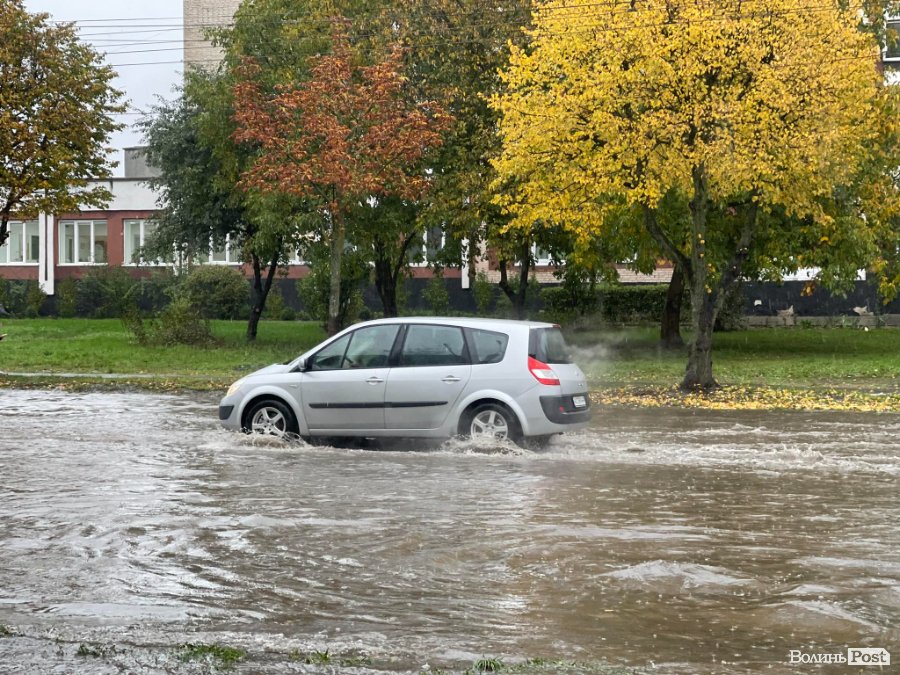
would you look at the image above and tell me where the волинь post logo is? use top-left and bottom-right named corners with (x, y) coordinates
top-left (788, 648), bottom-right (890, 666)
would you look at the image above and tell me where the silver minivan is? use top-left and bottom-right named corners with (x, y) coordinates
top-left (219, 317), bottom-right (591, 447)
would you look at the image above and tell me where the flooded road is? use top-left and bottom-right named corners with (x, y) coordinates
top-left (0, 388), bottom-right (897, 673)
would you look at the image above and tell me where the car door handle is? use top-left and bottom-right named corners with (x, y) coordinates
top-left (442, 375), bottom-right (461, 383)
top-left (365, 376), bottom-right (384, 385)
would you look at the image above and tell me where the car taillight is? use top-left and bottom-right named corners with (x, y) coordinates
top-left (528, 356), bottom-right (560, 385)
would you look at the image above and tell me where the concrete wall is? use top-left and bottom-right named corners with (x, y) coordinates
top-left (123, 147), bottom-right (161, 179)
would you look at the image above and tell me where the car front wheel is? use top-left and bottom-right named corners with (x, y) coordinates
top-left (244, 399), bottom-right (298, 438)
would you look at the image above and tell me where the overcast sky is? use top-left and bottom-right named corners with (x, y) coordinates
top-left (24, 0), bottom-right (185, 174)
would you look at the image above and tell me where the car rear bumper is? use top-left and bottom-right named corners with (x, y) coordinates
top-left (539, 394), bottom-right (592, 425)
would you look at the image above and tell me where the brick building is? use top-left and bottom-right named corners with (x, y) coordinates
top-left (183, 0), bottom-right (241, 69)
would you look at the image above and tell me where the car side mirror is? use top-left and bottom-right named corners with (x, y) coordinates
top-left (293, 357), bottom-right (308, 373)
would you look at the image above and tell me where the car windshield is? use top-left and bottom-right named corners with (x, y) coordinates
top-left (530, 327), bottom-right (573, 364)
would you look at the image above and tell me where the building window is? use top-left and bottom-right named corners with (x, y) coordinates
top-left (0, 221), bottom-right (39, 264)
top-left (533, 244), bottom-right (553, 266)
top-left (409, 226), bottom-right (446, 267)
top-left (511, 244), bottom-right (553, 267)
top-left (209, 234), bottom-right (239, 264)
top-left (124, 219), bottom-right (165, 265)
top-left (60, 220), bottom-right (108, 265)
top-left (886, 19), bottom-right (900, 60)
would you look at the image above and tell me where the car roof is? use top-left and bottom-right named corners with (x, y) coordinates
top-left (354, 316), bottom-right (558, 330)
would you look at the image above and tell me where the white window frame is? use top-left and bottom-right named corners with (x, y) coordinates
top-left (884, 17), bottom-right (900, 63)
top-left (513, 243), bottom-right (554, 267)
top-left (208, 233), bottom-right (239, 265)
top-left (0, 220), bottom-right (40, 265)
top-left (59, 219), bottom-right (108, 266)
top-left (533, 243), bottom-right (553, 266)
top-left (123, 219), bottom-right (167, 266)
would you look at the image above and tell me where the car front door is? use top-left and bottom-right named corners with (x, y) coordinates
top-left (301, 324), bottom-right (400, 432)
top-left (384, 324), bottom-right (472, 431)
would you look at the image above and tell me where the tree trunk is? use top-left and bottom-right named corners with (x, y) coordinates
top-left (682, 288), bottom-right (717, 390)
top-left (374, 256), bottom-right (399, 317)
top-left (681, 165), bottom-right (717, 391)
top-left (514, 252), bottom-right (530, 319)
top-left (371, 230), bottom-right (416, 318)
top-left (660, 262), bottom-right (685, 349)
top-left (497, 239), bottom-right (532, 320)
top-left (246, 247), bottom-right (281, 342)
top-left (326, 213), bottom-right (345, 336)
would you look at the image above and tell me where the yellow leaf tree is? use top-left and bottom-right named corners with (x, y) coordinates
top-left (492, 0), bottom-right (885, 390)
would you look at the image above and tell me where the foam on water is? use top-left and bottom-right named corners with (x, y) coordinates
top-left (603, 560), bottom-right (756, 591)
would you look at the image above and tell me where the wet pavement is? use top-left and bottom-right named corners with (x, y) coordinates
top-left (0, 389), bottom-right (897, 673)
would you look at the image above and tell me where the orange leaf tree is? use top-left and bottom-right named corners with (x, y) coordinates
top-left (232, 25), bottom-right (449, 334)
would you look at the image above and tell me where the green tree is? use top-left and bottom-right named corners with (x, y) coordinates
top-left (0, 0), bottom-right (123, 247)
top-left (350, 196), bottom-right (421, 317)
top-left (140, 87), bottom-right (290, 341)
top-left (394, 0), bottom-right (536, 312)
top-left (493, 0), bottom-right (886, 390)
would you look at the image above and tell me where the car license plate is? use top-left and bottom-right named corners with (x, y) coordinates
top-left (572, 395), bottom-right (586, 408)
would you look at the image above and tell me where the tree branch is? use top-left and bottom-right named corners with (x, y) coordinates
top-left (642, 204), bottom-right (691, 274)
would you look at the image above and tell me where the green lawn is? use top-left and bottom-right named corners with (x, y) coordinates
top-left (0, 318), bottom-right (326, 380)
top-left (0, 318), bottom-right (898, 392)
top-left (567, 325), bottom-right (900, 388)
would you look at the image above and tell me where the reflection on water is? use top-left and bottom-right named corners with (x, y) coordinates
top-left (0, 390), bottom-right (897, 673)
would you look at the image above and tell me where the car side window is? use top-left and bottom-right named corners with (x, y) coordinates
top-left (468, 328), bottom-right (509, 365)
top-left (398, 325), bottom-right (468, 367)
top-left (308, 334), bottom-right (351, 371)
top-left (343, 324), bottom-right (400, 368)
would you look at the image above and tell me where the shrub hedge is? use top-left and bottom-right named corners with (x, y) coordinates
top-left (543, 283), bottom-right (672, 323)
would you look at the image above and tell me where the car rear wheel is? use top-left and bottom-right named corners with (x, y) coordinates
top-left (244, 399), bottom-right (298, 438)
top-left (465, 403), bottom-right (521, 444)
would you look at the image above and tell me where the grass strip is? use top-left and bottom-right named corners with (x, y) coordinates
top-left (1, 319), bottom-right (898, 411)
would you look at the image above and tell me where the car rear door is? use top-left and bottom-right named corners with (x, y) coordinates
top-left (384, 324), bottom-right (472, 431)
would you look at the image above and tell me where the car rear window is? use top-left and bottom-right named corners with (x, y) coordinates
top-left (467, 328), bottom-right (509, 365)
top-left (529, 327), bottom-right (573, 364)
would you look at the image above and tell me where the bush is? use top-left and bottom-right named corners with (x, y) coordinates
top-left (138, 270), bottom-right (179, 314)
top-left (541, 283), bottom-right (675, 324)
top-left (124, 296), bottom-right (217, 347)
top-left (422, 272), bottom-right (450, 315)
top-left (296, 247), bottom-right (367, 330)
top-left (24, 281), bottom-right (47, 317)
top-left (0, 280), bottom-right (47, 317)
top-left (77, 267), bottom-right (141, 318)
top-left (262, 283), bottom-right (286, 319)
top-left (472, 272), bottom-right (494, 315)
top-left (0, 279), bottom-right (27, 315)
top-left (154, 296), bottom-right (217, 346)
top-left (598, 284), bottom-right (669, 323)
top-left (174, 265), bottom-right (249, 320)
top-left (542, 274), bottom-right (600, 324)
top-left (56, 278), bottom-right (78, 318)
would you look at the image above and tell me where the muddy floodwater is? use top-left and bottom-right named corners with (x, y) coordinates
top-left (0, 389), bottom-right (897, 673)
